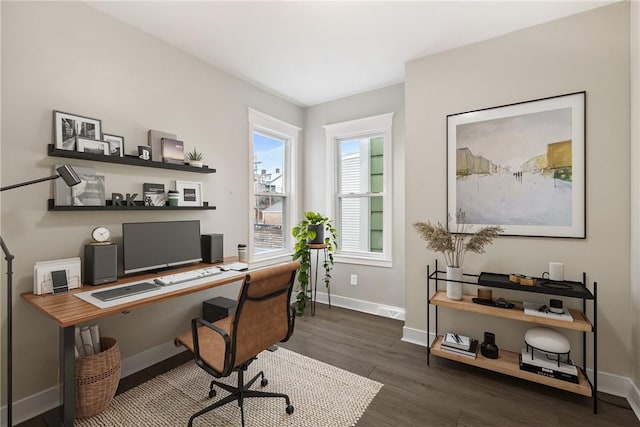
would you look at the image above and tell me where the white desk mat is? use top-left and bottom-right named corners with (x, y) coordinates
top-left (75, 270), bottom-right (245, 309)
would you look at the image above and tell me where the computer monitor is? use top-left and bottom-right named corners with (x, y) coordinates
top-left (122, 220), bottom-right (202, 274)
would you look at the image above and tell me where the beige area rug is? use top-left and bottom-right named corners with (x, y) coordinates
top-left (76, 347), bottom-right (383, 426)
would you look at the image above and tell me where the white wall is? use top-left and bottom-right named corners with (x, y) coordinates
top-left (302, 84), bottom-right (406, 311)
top-left (0, 1), bottom-right (302, 402)
top-left (405, 1), bottom-right (631, 378)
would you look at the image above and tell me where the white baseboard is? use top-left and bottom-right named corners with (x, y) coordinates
top-left (1, 340), bottom-right (184, 426)
top-left (314, 291), bottom-right (405, 321)
top-left (401, 326), bottom-right (640, 420)
top-left (628, 380), bottom-right (640, 420)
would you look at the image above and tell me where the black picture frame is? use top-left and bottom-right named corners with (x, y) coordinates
top-left (102, 133), bottom-right (125, 157)
top-left (53, 110), bottom-right (102, 151)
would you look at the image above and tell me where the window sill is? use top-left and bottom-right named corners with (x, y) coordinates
top-left (334, 253), bottom-right (393, 268)
top-left (250, 252), bottom-right (293, 269)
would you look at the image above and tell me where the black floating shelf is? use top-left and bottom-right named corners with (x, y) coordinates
top-left (48, 199), bottom-right (216, 211)
top-left (48, 144), bottom-right (216, 173)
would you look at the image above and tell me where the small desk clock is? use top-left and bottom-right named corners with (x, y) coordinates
top-left (91, 226), bottom-right (111, 244)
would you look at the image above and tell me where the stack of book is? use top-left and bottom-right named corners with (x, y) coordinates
top-left (440, 333), bottom-right (478, 359)
top-left (519, 345), bottom-right (579, 383)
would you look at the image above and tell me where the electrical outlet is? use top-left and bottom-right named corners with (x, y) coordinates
top-left (350, 274), bottom-right (358, 286)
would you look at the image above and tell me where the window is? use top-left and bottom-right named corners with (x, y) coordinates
top-left (249, 109), bottom-right (300, 263)
top-left (325, 113), bottom-right (393, 267)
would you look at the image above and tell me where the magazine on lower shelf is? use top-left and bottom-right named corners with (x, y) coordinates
top-left (439, 338), bottom-right (478, 359)
top-left (519, 355), bottom-right (579, 383)
top-left (441, 332), bottom-right (473, 351)
top-left (519, 345), bottom-right (579, 383)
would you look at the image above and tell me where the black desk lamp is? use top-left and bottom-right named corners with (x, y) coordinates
top-left (1, 165), bottom-right (81, 426)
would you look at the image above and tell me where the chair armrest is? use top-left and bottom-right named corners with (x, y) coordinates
top-left (280, 304), bottom-right (296, 343)
top-left (191, 317), bottom-right (232, 375)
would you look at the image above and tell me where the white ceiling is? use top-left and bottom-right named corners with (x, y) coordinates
top-left (88, 1), bottom-right (612, 107)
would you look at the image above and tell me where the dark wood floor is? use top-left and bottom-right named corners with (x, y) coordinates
top-left (19, 304), bottom-right (639, 426)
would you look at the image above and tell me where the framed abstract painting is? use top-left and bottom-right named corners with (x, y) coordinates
top-left (447, 92), bottom-right (586, 238)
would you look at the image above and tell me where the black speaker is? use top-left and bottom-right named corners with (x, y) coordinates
top-left (203, 296), bottom-right (235, 323)
top-left (84, 244), bottom-right (118, 285)
top-left (201, 234), bottom-right (223, 264)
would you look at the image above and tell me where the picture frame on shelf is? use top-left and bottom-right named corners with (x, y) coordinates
top-left (175, 180), bottom-right (202, 207)
top-left (102, 133), bottom-right (125, 157)
top-left (76, 137), bottom-right (109, 155)
top-left (447, 91), bottom-right (585, 238)
top-left (54, 164), bottom-right (95, 206)
top-left (53, 110), bottom-right (102, 151)
top-left (71, 173), bottom-right (105, 206)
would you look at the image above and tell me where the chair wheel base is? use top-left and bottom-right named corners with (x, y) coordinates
top-left (261, 378), bottom-right (268, 387)
top-left (286, 405), bottom-right (294, 415)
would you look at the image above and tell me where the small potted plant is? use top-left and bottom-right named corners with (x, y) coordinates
top-left (186, 148), bottom-right (204, 168)
top-left (291, 212), bottom-right (338, 316)
top-left (412, 209), bottom-right (502, 300)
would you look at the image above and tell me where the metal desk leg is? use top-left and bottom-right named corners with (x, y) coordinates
top-left (61, 326), bottom-right (75, 426)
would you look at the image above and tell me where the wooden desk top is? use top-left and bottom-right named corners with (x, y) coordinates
top-left (22, 260), bottom-right (246, 328)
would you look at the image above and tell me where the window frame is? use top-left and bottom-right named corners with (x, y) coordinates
top-left (325, 113), bottom-right (394, 267)
top-left (248, 108), bottom-right (300, 266)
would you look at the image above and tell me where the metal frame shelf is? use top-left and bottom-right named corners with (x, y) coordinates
top-left (426, 259), bottom-right (598, 413)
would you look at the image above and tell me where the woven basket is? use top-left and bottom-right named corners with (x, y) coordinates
top-left (75, 337), bottom-right (121, 418)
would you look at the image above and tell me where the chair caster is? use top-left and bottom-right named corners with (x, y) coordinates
top-left (286, 405), bottom-right (294, 415)
top-left (208, 389), bottom-right (216, 398)
top-left (261, 378), bottom-right (268, 387)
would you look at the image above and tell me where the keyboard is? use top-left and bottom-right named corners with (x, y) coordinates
top-left (154, 267), bottom-right (222, 286)
top-left (92, 281), bottom-right (161, 302)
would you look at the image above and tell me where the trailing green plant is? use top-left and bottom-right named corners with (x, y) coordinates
top-left (186, 148), bottom-right (203, 161)
top-left (291, 211), bottom-right (338, 316)
top-left (412, 209), bottom-right (503, 268)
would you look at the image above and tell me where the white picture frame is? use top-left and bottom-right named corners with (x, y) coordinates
top-left (77, 137), bottom-right (109, 155)
top-left (447, 91), bottom-right (585, 238)
top-left (175, 180), bottom-right (203, 207)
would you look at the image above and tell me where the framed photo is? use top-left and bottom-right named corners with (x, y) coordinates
top-left (77, 137), bottom-right (109, 155)
top-left (53, 111), bottom-right (102, 151)
top-left (102, 133), bottom-right (125, 157)
top-left (175, 180), bottom-right (203, 207)
top-left (447, 92), bottom-right (585, 238)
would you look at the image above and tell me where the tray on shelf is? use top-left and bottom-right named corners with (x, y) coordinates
top-left (478, 272), bottom-right (593, 299)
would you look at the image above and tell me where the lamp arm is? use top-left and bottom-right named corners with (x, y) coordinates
top-left (0, 174), bottom-right (60, 192)
top-left (1, 236), bottom-right (14, 261)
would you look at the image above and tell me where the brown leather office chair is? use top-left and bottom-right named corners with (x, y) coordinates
top-left (175, 261), bottom-right (299, 427)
